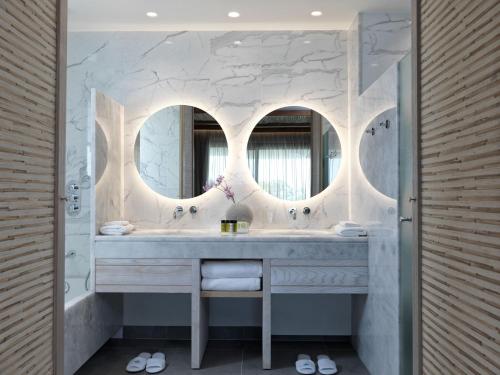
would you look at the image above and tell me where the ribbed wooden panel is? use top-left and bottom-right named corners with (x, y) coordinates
top-left (419, 0), bottom-right (500, 374)
top-left (0, 0), bottom-right (58, 374)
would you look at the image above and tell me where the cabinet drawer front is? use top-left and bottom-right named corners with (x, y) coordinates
top-left (271, 266), bottom-right (368, 287)
top-left (96, 265), bottom-right (192, 286)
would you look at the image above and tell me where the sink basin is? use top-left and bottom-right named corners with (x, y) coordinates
top-left (129, 229), bottom-right (214, 236)
top-left (122, 228), bottom-right (334, 238)
top-left (249, 229), bottom-right (332, 236)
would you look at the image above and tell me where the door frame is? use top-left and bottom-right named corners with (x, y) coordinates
top-left (411, 1), bottom-right (422, 374)
top-left (54, 0), bottom-right (68, 373)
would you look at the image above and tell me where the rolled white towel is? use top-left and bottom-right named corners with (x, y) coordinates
top-left (201, 278), bottom-right (261, 291)
top-left (334, 224), bottom-right (366, 237)
top-left (202, 260), bottom-right (263, 279)
top-left (100, 224), bottom-right (134, 235)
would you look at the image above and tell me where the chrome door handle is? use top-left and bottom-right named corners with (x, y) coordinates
top-left (400, 216), bottom-right (413, 223)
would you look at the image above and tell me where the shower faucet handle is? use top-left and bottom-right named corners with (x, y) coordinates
top-left (289, 208), bottom-right (297, 220)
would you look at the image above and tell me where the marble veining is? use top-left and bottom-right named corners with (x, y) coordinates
top-left (64, 293), bottom-right (122, 375)
top-left (359, 13), bottom-right (411, 93)
top-left (94, 234), bottom-right (368, 260)
top-left (359, 107), bottom-right (398, 199)
top-left (95, 228), bottom-right (369, 242)
top-left (137, 106), bottom-right (181, 198)
top-left (348, 13), bottom-right (403, 375)
top-left (66, 31), bottom-right (349, 234)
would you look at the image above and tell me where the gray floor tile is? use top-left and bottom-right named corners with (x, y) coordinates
top-left (75, 339), bottom-right (369, 375)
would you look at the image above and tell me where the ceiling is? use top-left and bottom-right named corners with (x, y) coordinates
top-left (68, 0), bottom-right (410, 31)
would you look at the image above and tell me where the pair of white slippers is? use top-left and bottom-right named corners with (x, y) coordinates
top-left (126, 352), bottom-right (166, 373)
top-left (296, 354), bottom-right (338, 374)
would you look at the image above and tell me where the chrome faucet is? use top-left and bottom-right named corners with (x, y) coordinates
top-left (288, 208), bottom-right (297, 220)
top-left (65, 250), bottom-right (76, 258)
top-left (173, 206), bottom-right (183, 219)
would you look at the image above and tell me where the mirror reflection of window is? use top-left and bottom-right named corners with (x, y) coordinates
top-left (248, 131), bottom-right (312, 201)
top-left (247, 107), bottom-right (341, 201)
top-left (193, 108), bottom-right (228, 196)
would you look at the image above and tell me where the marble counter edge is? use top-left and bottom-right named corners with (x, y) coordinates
top-left (94, 234), bottom-right (369, 243)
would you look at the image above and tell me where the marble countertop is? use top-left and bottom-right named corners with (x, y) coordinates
top-left (95, 229), bottom-right (368, 260)
top-left (95, 229), bottom-right (368, 243)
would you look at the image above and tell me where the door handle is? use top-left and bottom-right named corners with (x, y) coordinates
top-left (400, 216), bottom-right (413, 223)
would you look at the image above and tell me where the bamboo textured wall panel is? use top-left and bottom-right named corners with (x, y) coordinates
top-left (0, 0), bottom-right (58, 373)
top-left (419, 0), bottom-right (500, 374)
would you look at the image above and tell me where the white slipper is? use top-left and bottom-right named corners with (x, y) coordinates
top-left (317, 354), bottom-right (338, 375)
top-left (126, 352), bottom-right (151, 373)
top-left (146, 352), bottom-right (166, 374)
top-left (296, 354), bottom-right (316, 374)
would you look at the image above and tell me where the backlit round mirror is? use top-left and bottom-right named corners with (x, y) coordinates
top-left (359, 107), bottom-right (397, 199)
top-left (247, 107), bottom-right (341, 201)
top-left (135, 105), bottom-right (228, 199)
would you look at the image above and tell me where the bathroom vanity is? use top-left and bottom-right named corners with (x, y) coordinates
top-left (94, 230), bottom-right (368, 370)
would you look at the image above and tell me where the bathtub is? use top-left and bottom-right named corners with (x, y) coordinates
top-left (64, 290), bottom-right (122, 374)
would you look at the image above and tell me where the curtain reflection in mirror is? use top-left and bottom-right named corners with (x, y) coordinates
top-left (247, 107), bottom-right (342, 201)
top-left (248, 132), bottom-right (311, 201)
top-left (193, 130), bottom-right (228, 197)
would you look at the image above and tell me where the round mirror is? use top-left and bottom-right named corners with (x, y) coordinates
top-left (247, 107), bottom-right (341, 201)
top-left (359, 107), bottom-right (397, 199)
top-left (135, 105), bottom-right (228, 199)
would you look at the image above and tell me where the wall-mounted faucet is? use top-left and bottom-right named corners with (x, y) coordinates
top-left (173, 206), bottom-right (183, 219)
top-left (288, 208), bottom-right (297, 220)
top-left (65, 250), bottom-right (76, 258)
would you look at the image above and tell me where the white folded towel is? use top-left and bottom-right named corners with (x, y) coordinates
top-left (201, 260), bottom-right (263, 279)
top-left (100, 224), bottom-right (134, 236)
top-left (201, 278), bottom-right (261, 291)
top-left (104, 220), bottom-right (130, 226)
top-left (334, 223), bottom-right (366, 237)
top-left (338, 221), bottom-right (361, 228)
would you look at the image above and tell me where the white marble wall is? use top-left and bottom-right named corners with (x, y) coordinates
top-left (349, 14), bottom-right (401, 375)
top-left (359, 107), bottom-right (398, 199)
top-left (359, 12), bottom-right (411, 93)
top-left (67, 31), bottom-right (349, 232)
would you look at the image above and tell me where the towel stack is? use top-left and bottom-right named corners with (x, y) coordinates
top-left (334, 221), bottom-right (366, 237)
top-left (201, 260), bottom-right (263, 291)
top-left (100, 221), bottom-right (135, 236)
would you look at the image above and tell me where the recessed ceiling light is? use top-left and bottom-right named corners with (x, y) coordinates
top-left (234, 40), bottom-right (242, 45)
top-left (311, 10), bottom-right (323, 17)
top-left (146, 11), bottom-right (158, 18)
top-left (228, 11), bottom-right (240, 18)
top-left (304, 40), bottom-right (311, 44)
top-left (164, 40), bottom-right (173, 45)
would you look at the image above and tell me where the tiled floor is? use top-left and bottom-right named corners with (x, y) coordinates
top-left (76, 339), bottom-right (370, 374)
